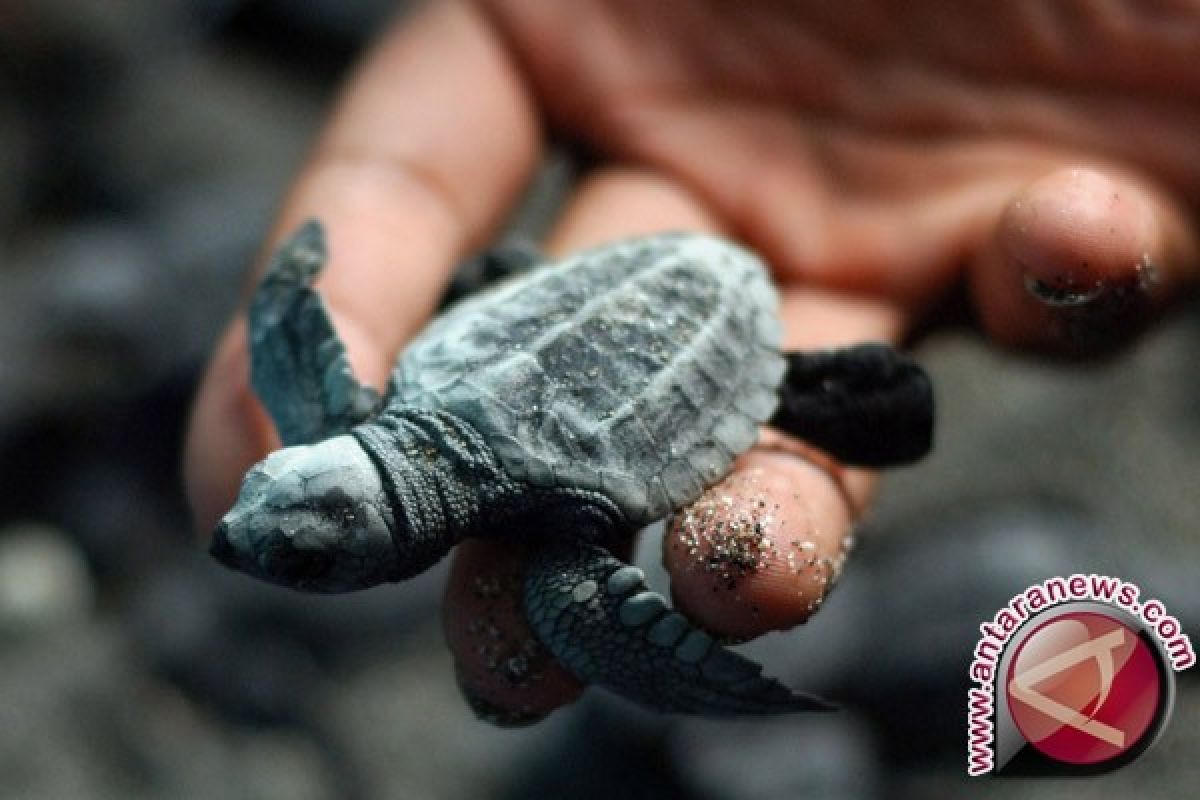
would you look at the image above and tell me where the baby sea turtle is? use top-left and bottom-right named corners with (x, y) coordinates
top-left (211, 221), bottom-right (933, 715)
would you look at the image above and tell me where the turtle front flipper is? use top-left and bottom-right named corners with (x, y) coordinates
top-left (249, 220), bottom-right (382, 446)
top-left (523, 541), bottom-right (832, 715)
top-left (769, 343), bottom-right (934, 467)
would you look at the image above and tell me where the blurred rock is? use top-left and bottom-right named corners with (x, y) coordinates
top-left (1, 0), bottom-right (233, 66)
top-left (0, 523), bottom-right (93, 636)
top-left (130, 552), bottom-right (445, 727)
top-left (328, 635), bottom-right (576, 800)
top-left (838, 501), bottom-right (1093, 758)
top-left (97, 50), bottom-right (320, 205)
top-left (229, 0), bottom-right (397, 46)
top-left (495, 699), bottom-right (683, 800)
top-left (879, 313), bottom-right (1200, 563)
top-left (0, 622), bottom-right (343, 799)
top-left (0, 197), bottom-right (256, 430)
top-left (671, 713), bottom-right (881, 800)
top-left (0, 95), bottom-right (33, 237)
top-left (235, 731), bottom-right (341, 800)
top-left (896, 673), bottom-right (1200, 799)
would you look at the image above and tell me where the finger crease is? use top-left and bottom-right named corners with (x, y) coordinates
top-left (309, 147), bottom-right (473, 247)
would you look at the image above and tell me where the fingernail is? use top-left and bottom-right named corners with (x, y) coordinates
top-left (1022, 273), bottom-right (1108, 308)
top-left (1000, 167), bottom-right (1161, 352)
top-left (1030, 257), bottom-right (1158, 352)
top-left (454, 664), bottom-right (548, 728)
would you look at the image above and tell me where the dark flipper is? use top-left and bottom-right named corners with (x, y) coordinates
top-left (439, 238), bottom-right (544, 310)
top-left (523, 541), bottom-right (832, 715)
top-left (769, 343), bottom-right (934, 467)
top-left (249, 220), bottom-right (382, 446)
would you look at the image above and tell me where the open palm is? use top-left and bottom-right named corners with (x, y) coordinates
top-left (186, 0), bottom-right (1198, 724)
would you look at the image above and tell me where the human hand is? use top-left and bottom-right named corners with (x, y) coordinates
top-left (185, 0), bottom-right (1199, 723)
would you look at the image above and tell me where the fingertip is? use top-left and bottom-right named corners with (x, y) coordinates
top-left (662, 450), bottom-right (856, 642)
top-left (972, 166), bottom-right (1183, 354)
top-left (442, 539), bottom-right (584, 726)
top-left (1003, 168), bottom-right (1156, 289)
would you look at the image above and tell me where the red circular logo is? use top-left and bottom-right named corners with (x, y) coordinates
top-left (1006, 611), bottom-right (1161, 765)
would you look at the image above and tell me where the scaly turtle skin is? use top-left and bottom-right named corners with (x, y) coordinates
top-left (212, 221), bottom-right (934, 715)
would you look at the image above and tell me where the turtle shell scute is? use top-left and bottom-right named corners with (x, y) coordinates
top-left (391, 234), bottom-right (784, 524)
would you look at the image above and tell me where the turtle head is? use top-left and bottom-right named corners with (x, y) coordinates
top-left (211, 434), bottom-right (399, 592)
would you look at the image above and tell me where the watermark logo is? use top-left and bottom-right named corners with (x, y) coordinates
top-left (967, 575), bottom-right (1193, 776)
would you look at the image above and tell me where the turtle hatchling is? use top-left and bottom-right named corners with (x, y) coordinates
top-left (212, 220), bottom-right (934, 715)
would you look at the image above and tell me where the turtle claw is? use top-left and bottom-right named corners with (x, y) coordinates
top-left (250, 220), bottom-right (382, 445)
top-left (523, 542), bottom-right (833, 715)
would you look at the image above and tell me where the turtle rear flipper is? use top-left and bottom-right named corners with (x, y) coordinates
top-left (249, 220), bottom-right (382, 446)
top-left (438, 238), bottom-right (544, 310)
top-left (523, 541), bottom-right (832, 715)
top-left (770, 343), bottom-right (934, 467)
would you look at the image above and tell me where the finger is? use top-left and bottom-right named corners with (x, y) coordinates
top-left (441, 539), bottom-right (585, 727)
top-left (970, 166), bottom-right (1199, 354)
top-left (663, 288), bottom-right (903, 641)
top-left (444, 167), bottom-right (726, 722)
top-left (615, 110), bottom-right (1200, 333)
top-left (606, 106), bottom-right (1043, 308)
top-left (663, 448), bottom-right (855, 640)
top-left (444, 532), bottom-right (638, 726)
top-left (185, 0), bottom-right (540, 534)
top-left (541, 167), bottom-right (728, 252)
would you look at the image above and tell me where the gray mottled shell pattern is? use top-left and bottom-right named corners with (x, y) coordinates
top-left (389, 233), bottom-right (785, 525)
